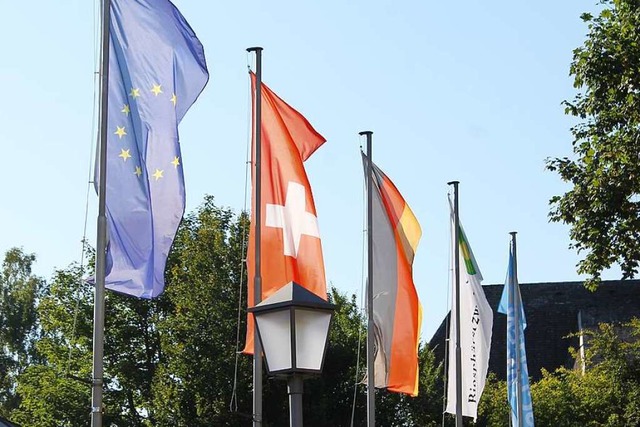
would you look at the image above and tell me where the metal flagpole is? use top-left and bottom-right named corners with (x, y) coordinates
top-left (91, 0), bottom-right (111, 425)
top-left (447, 180), bottom-right (463, 427)
top-left (247, 46), bottom-right (264, 427)
top-left (510, 231), bottom-right (523, 427)
top-left (360, 130), bottom-right (375, 427)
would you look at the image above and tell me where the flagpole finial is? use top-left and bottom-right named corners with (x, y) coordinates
top-left (359, 130), bottom-right (373, 136)
top-left (247, 46), bottom-right (263, 52)
top-left (447, 180), bottom-right (460, 186)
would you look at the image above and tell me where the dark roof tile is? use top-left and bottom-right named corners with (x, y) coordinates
top-left (428, 279), bottom-right (640, 381)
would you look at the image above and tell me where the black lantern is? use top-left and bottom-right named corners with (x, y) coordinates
top-left (249, 281), bottom-right (335, 426)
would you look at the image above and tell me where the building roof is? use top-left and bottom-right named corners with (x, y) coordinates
top-left (428, 279), bottom-right (640, 381)
top-left (0, 416), bottom-right (20, 427)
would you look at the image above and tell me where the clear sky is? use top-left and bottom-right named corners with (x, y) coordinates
top-left (0, 0), bottom-right (608, 340)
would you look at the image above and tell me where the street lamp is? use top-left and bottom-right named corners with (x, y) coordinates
top-left (249, 281), bottom-right (335, 427)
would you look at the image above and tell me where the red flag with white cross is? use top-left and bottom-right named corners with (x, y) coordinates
top-left (244, 73), bottom-right (327, 353)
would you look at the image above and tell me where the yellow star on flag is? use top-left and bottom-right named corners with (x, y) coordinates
top-left (129, 88), bottom-right (141, 98)
top-left (119, 149), bottom-right (132, 162)
top-left (151, 84), bottom-right (163, 96)
top-left (134, 166), bottom-right (142, 177)
top-left (152, 169), bottom-right (164, 181)
top-left (171, 156), bottom-right (180, 168)
top-left (114, 126), bottom-right (127, 139)
top-left (121, 104), bottom-right (130, 115)
top-left (170, 93), bottom-right (177, 106)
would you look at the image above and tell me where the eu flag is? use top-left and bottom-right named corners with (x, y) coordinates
top-left (96, 0), bottom-right (208, 298)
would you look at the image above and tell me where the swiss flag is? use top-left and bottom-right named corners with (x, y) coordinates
top-left (244, 72), bottom-right (327, 353)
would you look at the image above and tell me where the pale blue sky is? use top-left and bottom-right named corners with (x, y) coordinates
top-left (0, 0), bottom-right (605, 339)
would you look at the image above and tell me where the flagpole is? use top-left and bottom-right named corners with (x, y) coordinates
top-left (247, 46), bottom-right (264, 427)
top-left (360, 130), bottom-right (375, 427)
top-left (510, 231), bottom-right (523, 427)
top-left (447, 180), bottom-right (463, 427)
top-left (91, 0), bottom-right (111, 425)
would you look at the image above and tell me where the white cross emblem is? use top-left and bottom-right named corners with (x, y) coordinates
top-left (265, 182), bottom-right (320, 258)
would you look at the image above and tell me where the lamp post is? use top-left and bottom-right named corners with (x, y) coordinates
top-left (249, 282), bottom-right (335, 427)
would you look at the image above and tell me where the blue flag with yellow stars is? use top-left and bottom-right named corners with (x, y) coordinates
top-left (96, 0), bottom-right (208, 298)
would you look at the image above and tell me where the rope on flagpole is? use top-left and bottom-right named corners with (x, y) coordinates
top-left (66, 0), bottom-right (102, 379)
top-left (441, 190), bottom-right (453, 427)
top-left (230, 56), bottom-right (254, 413)
top-left (350, 142), bottom-right (368, 427)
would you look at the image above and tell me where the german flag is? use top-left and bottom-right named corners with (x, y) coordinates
top-left (364, 152), bottom-right (422, 396)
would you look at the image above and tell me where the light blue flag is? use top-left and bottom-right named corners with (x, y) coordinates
top-left (96, 0), bottom-right (208, 298)
top-left (498, 243), bottom-right (534, 427)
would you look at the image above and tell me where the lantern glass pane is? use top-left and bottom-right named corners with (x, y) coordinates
top-left (256, 310), bottom-right (292, 372)
top-left (294, 309), bottom-right (331, 370)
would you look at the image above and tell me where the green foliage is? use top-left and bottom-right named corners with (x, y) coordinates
top-left (151, 196), bottom-right (251, 426)
top-left (478, 320), bottom-right (640, 427)
top-left (375, 345), bottom-right (443, 427)
top-left (529, 369), bottom-right (577, 427)
top-left (528, 322), bottom-right (640, 426)
top-left (546, 0), bottom-right (640, 289)
top-left (4, 196), bottom-right (444, 426)
top-left (103, 294), bottom-right (161, 426)
top-left (403, 344), bottom-right (444, 426)
top-left (0, 248), bottom-right (43, 416)
top-left (477, 373), bottom-right (509, 426)
top-left (12, 256), bottom-right (161, 426)
top-left (12, 365), bottom-right (90, 427)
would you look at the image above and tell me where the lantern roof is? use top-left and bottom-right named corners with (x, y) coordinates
top-left (250, 282), bottom-right (335, 313)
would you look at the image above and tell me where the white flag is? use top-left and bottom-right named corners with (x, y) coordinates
top-left (445, 208), bottom-right (493, 421)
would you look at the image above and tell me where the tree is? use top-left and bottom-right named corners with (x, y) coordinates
top-left (150, 196), bottom-right (253, 426)
top-left (375, 344), bottom-right (443, 427)
top-left (546, 0), bottom-right (640, 289)
top-left (12, 255), bottom-right (162, 427)
top-left (12, 197), bottom-right (247, 427)
top-left (10, 260), bottom-right (92, 427)
top-left (477, 320), bottom-right (640, 426)
top-left (0, 248), bottom-right (43, 417)
top-left (7, 196), bottom-right (445, 426)
top-left (476, 373), bottom-right (509, 427)
top-left (571, 320), bottom-right (640, 425)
